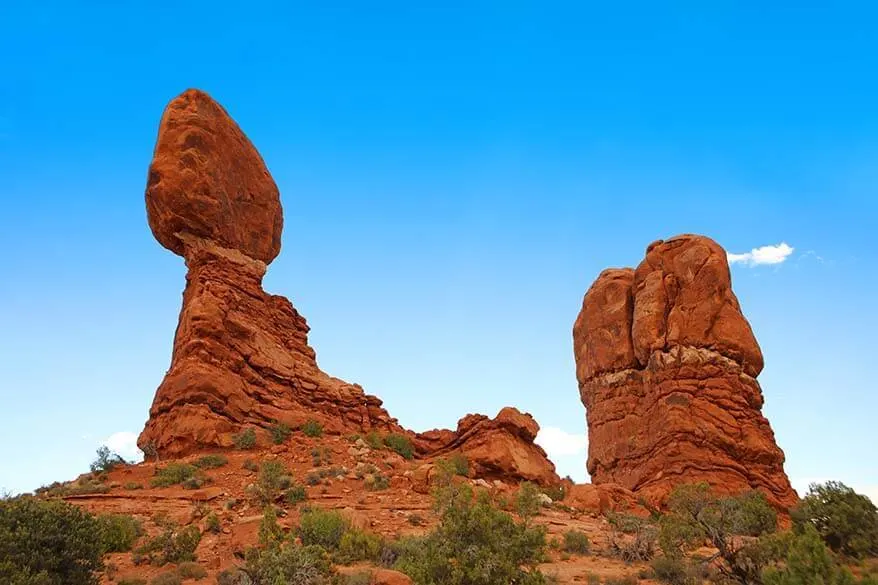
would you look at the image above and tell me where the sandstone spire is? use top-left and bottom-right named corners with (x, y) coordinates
top-left (573, 234), bottom-right (797, 510)
top-left (138, 89), bottom-right (401, 456)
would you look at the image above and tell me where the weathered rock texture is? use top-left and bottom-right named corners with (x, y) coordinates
top-left (573, 234), bottom-right (797, 510)
top-left (139, 90), bottom-right (401, 456)
top-left (138, 89), bottom-right (557, 485)
top-left (414, 407), bottom-right (559, 485)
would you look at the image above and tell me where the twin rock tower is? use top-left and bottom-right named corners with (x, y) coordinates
top-left (138, 89), bottom-right (797, 510)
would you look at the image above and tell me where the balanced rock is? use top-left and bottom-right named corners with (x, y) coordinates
top-left (138, 90), bottom-right (401, 456)
top-left (146, 88), bottom-right (283, 264)
top-left (573, 234), bottom-right (797, 510)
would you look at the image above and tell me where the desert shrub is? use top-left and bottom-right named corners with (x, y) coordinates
top-left (337, 529), bottom-right (383, 563)
top-left (151, 463), bottom-right (198, 488)
top-left (182, 476), bottom-right (211, 490)
top-left (301, 420), bottom-right (323, 438)
top-left (762, 524), bottom-right (861, 585)
top-left (259, 506), bottom-right (284, 547)
top-left (269, 423), bottom-right (293, 444)
top-left (365, 473), bottom-right (390, 491)
top-left (306, 473), bottom-right (321, 486)
top-left (241, 543), bottom-right (332, 584)
top-left (233, 428), bottom-right (257, 449)
top-left (408, 513), bottom-right (425, 526)
top-left (193, 454), bottom-right (228, 469)
top-left (364, 431), bottom-right (384, 450)
top-left (242, 458), bottom-right (259, 472)
top-left (124, 482), bottom-right (144, 490)
top-left (658, 483), bottom-right (783, 584)
top-left (651, 555), bottom-right (700, 585)
top-left (792, 481), bottom-right (878, 559)
top-left (449, 453), bottom-right (469, 477)
top-left (585, 573), bottom-right (601, 585)
top-left (90, 446), bottom-right (127, 473)
top-left (516, 482), bottom-right (543, 521)
top-left (542, 484), bottom-right (566, 502)
top-left (149, 572), bottom-right (181, 585)
top-left (216, 569), bottom-right (249, 585)
top-left (561, 529), bottom-right (590, 555)
top-left (97, 513), bottom-right (143, 552)
top-left (297, 507), bottom-right (349, 549)
top-left (36, 477), bottom-right (109, 497)
top-left (383, 434), bottom-right (414, 460)
top-left (254, 460), bottom-right (293, 504)
top-left (394, 482), bottom-right (547, 585)
top-left (177, 561), bottom-right (207, 580)
top-left (311, 447), bottom-right (332, 466)
top-left (204, 513), bottom-right (221, 534)
top-left (133, 525), bottom-right (201, 566)
top-left (285, 484), bottom-right (307, 505)
top-left (0, 496), bottom-right (104, 585)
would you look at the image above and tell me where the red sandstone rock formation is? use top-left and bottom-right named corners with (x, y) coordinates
top-left (138, 90), bottom-right (402, 456)
top-left (414, 407), bottom-right (559, 485)
top-left (573, 234), bottom-right (797, 510)
top-left (138, 90), bottom-right (557, 486)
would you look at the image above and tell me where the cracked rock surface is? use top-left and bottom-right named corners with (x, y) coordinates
top-left (573, 234), bottom-right (797, 510)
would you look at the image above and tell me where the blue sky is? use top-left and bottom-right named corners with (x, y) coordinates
top-left (1, 2), bottom-right (876, 500)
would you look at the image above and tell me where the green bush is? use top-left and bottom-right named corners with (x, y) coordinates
top-left (651, 555), bottom-right (699, 585)
top-left (254, 460), bottom-right (293, 504)
top-left (284, 485), bottom-right (307, 505)
top-left (149, 571), bottom-right (181, 585)
top-left (233, 428), bottom-right (257, 449)
top-left (365, 473), bottom-right (390, 491)
top-left (97, 513), bottom-right (143, 552)
top-left (259, 507), bottom-right (284, 547)
top-left (177, 561), bottom-right (207, 580)
top-left (336, 529), bottom-right (382, 563)
top-left (658, 483), bottom-right (781, 584)
top-left (90, 446), bottom-right (127, 473)
top-left (242, 458), bottom-right (259, 472)
top-left (269, 423), bottom-right (293, 445)
top-left (364, 431), bottom-right (384, 450)
top-left (792, 481), bottom-right (878, 559)
top-left (297, 507), bottom-right (349, 549)
top-left (561, 529), bottom-right (590, 555)
top-left (124, 482), bottom-right (144, 490)
top-left (762, 524), bottom-right (860, 585)
top-left (383, 434), bottom-right (414, 460)
top-left (151, 463), bottom-right (198, 488)
top-left (0, 496), bottom-right (104, 585)
top-left (204, 513), bottom-right (221, 534)
top-left (241, 544), bottom-right (332, 584)
top-left (301, 420), bottom-right (323, 438)
top-left (133, 525), bottom-right (201, 566)
top-left (193, 454), bottom-right (228, 469)
top-left (516, 482), bottom-right (542, 521)
top-left (395, 482), bottom-right (547, 585)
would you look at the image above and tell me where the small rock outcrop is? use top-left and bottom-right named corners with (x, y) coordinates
top-left (138, 90), bottom-right (402, 456)
top-left (415, 407), bottom-right (560, 486)
top-left (573, 234), bottom-right (797, 510)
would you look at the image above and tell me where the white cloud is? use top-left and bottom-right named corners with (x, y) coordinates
top-left (535, 426), bottom-right (588, 457)
top-left (102, 431), bottom-right (144, 463)
top-left (728, 242), bottom-right (794, 266)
